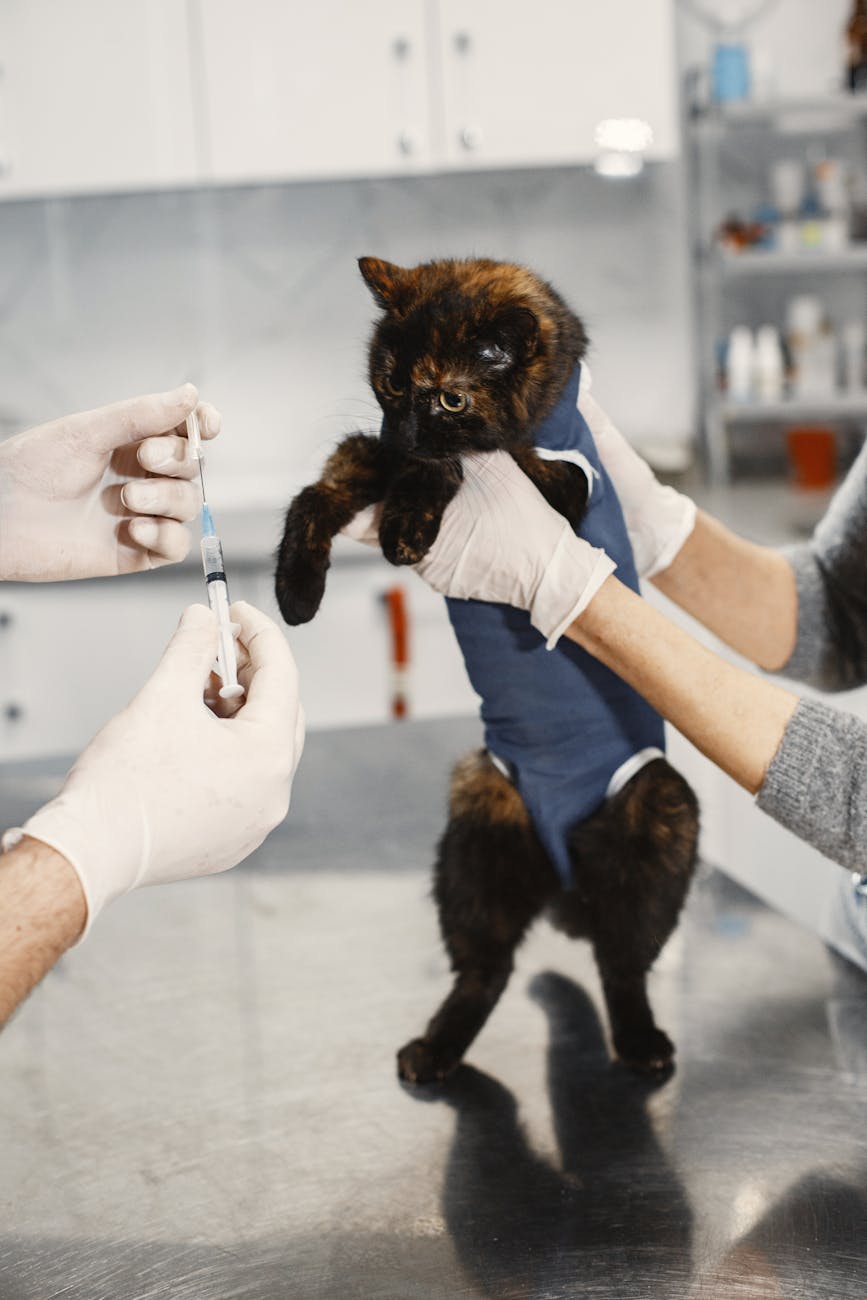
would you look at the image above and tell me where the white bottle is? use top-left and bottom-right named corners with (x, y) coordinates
top-left (727, 326), bottom-right (756, 403)
top-left (755, 325), bottom-right (785, 402)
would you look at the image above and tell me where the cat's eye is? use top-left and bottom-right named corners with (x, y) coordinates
top-left (383, 375), bottom-right (405, 398)
top-left (439, 391), bottom-right (467, 413)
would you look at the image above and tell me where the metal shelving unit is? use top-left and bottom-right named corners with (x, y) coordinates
top-left (688, 92), bottom-right (867, 482)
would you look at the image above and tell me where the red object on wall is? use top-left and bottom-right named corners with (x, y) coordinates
top-left (383, 586), bottom-right (410, 720)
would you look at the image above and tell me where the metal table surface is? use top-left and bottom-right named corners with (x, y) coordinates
top-left (1, 716), bottom-right (865, 1300)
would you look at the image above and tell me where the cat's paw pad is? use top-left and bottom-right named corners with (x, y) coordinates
top-left (274, 554), bottom-right (327, 626)
top-left (396, 1037), bottom-right (455, 1085)
top-left (614, 1026), bottom-right (675, 1077)
top-left (379, 510), bottom-right (442, 567)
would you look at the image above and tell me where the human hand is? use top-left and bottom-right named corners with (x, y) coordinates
top-left (2, 602), bottom-right (304, 934)
top-left (0, 384), bottom-right (220, 581)
top-left (344, 450), bottom-right (616, 648)
top-left (578, 377), bottom-right (695, 578)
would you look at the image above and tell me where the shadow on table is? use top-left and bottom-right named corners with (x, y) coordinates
top-left (417, 971), bottom-right (695, 1298)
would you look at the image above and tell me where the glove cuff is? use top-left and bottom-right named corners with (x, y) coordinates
top-left (6, 796), bottom-right (117, 941)
top-left (530, 528), bottom-right (617, 649)
top-left (641, 489), bottom-right (697, 578)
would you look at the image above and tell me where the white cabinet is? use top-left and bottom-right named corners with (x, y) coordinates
top-left (0, 0), bottom-right (198, 200)
top-left (198, 0), bottom-right (678, 185)
top-left (434, 0), bottom-right (679, 170)
top-left (193, 0), bottom-right (435, 183)
top-left (0, 572), bottom-right (191, 762)
top-left (0, 1), bottom-right (678, 198)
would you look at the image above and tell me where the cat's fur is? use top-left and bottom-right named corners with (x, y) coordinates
top-left (275, 257), bottom-right (699, 1081)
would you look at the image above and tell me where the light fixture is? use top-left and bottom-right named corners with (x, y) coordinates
top-left (593, 117), bottom-right (654, 179)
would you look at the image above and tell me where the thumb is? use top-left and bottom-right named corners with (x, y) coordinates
top-left (73, 383), bottom-right (199, 456)
top-left (145, 604), bottom-right (219, 696)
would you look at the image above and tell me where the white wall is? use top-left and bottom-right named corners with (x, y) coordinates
top-left (0, 163), bottom-right (693, 507)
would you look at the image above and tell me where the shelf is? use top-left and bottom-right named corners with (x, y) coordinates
top-left (693, 95), bottom-right (867, 129)
top-left (721, 393), bottom-right (867, 424)
top-left (717, 247), bottom-right (867, 276)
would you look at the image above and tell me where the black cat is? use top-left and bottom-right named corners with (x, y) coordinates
top-left (275, 256), bottom-right (699, 1081)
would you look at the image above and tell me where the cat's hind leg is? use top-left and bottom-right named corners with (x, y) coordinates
top-left (398, 750), bottom-right (558, 1084)
top-left (554, 759), bottom-right (699, 1076)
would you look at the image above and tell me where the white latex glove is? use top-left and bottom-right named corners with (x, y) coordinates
top-left (577, 377), bottom-right (696, 579)
top-left (2, 602), bottom-right (304, 936)
top-left (344, 450), bottom-right (616, 649)
top-left (0, 384), bottom-right (220, 581)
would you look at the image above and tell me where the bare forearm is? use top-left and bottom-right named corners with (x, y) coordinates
top-left (0, 837), bottom-right (86, 1028)
top-left (651, 510), bottom-right (798, 672)
top-left (567, 576), bottom-right (799, 794)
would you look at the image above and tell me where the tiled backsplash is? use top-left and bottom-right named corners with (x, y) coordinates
top-left (0, 164), bottom-right (693, 506)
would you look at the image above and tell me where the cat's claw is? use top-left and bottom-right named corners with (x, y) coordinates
top-left (397, 1037), bottom-right (456, 1085)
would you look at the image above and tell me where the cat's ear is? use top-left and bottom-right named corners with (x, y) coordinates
top-left (481, 306), bottom-right (540, 369)
top-left (358, 257), bottom-right (411, 312)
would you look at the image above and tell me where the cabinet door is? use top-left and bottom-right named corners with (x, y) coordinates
top-left (0, 0), bottom-right (198, 199)
top-left (435, 0), bottom-right (679, 170)
top-left (195, 0), bottom-right (433, 183)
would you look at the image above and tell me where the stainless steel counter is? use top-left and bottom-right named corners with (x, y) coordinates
top-left (1, 717), bottom-right (865, 1299)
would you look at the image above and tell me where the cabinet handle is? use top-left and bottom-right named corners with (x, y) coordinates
top-left (453, 31), bottom-right (472, 55)
top-left (397, 131), bottom-right (417, 157)
top-left (0, 611), bottom-right (12, 629)
top-left (393, 36), bottom-right (411, 61)
top-left (3, 702), bottom-right (23, 723)
top-left (459, 126), bottom-right (483, 152)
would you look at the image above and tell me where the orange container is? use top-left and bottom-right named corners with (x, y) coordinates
top-left (786, 426), bottom-right (837, 489)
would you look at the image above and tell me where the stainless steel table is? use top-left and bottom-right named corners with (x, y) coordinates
top-left (1, 718), bottom-right (865, 1299)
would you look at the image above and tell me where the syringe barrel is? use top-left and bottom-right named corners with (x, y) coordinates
top-left (200, 534), bottom-right (226, 584)
top-left (200, 534), bottom-right (242, 697)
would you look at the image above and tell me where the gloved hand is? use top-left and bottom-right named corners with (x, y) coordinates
top-left (2, 602), bottom-right (304, 936)
top-left (577, 377), bottom-right (696, 578)
top-left (344, 450), bottom-right (616, 648)
top-left (0, 384), bottom-right (220, 581)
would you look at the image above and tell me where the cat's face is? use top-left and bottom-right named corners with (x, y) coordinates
top-left (359, 257), bottom-right (587, 460)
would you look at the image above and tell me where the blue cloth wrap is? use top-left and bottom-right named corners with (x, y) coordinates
top-left (444, 363), bottom-right (665, 886)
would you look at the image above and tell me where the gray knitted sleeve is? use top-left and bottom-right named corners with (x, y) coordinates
top-left (756, 698), bottom-right (867, 871)
top-left (756, 439), bottom-right (867, 865)
top-left (775, 436), bottom-right (867, 692)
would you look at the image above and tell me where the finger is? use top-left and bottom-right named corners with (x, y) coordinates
top-left (186, 400), bottom-right (221, 442)
top-left (121, 476), bottom-right (199, 523)
top-left (75, 383), bottom-right (199, 455)
top-left (147, 604), bottom-right (219, 693)
top-left (136, 433), bottom-right (201, 479)
top-left (126, 517), bottom-right (192, 566)
top-left (229, 601), bottom-right (300, 728)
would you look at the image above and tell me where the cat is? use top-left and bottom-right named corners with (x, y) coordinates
top-left (275, 256), bottom-right (699, 1082)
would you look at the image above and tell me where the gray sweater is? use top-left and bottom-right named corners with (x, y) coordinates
top-left (757, 436), bottom-right (867, 871)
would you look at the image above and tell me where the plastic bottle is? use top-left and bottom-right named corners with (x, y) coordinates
top-left (755, 326), bottom-right (785, 402)
top-left (727, 327), bottom-right (755, 403)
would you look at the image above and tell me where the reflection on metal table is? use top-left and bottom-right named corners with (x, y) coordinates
top-left (1, 717), bottom-right (865, 1299)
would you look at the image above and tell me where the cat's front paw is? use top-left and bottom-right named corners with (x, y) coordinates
top-left (397, 1037), bottom-right (457, 1085)
top-left (274, 548), bottom-right (328, 625)
top-left (378, 507), bottom-right (443, 566)
top-left (614, 1026), bottom-right (675, 1077)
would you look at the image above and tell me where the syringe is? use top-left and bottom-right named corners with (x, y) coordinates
top-left (186, 411), bottom-right (245, 701)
